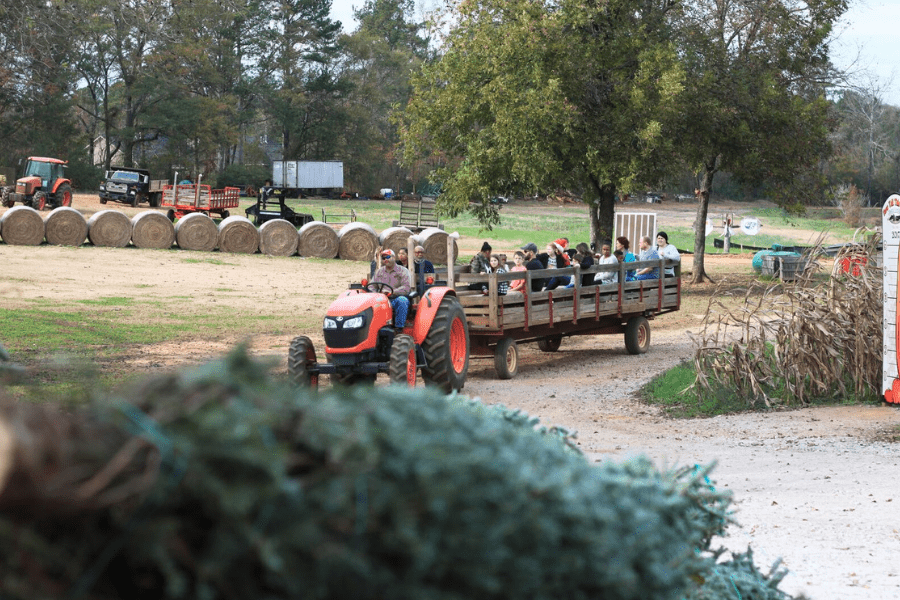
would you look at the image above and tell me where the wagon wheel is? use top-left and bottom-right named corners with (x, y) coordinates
top-left (389, 334), bottom-right (416, 387)
top-left (493, 337), bottom-right (518, 380)
top-left (624, 316), bottom-right (651, 354)
top-left (537, 334), bottom-right (562, 352)
top-left (288, 335), bottom-right (319, 389)
top-left (166, 209), bottom-right (176, 222)
top-left (220, 210), bottom-right (230, 219)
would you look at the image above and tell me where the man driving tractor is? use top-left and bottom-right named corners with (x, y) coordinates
top-left (373, 249), bottom-right (412, 330)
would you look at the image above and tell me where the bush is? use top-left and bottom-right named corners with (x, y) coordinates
top-left (218, 163), bottom-right (271, 190)
top-left (0, 348), bottom-right (797, 599)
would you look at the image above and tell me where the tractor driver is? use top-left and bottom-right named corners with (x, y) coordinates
top-left (373, 249), bottom-right (412, 330)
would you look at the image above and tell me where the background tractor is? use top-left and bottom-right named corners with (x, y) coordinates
top-left (288, 278), bottom-right (469, 392)
top-left (1, 157), bottom-right (73, 210)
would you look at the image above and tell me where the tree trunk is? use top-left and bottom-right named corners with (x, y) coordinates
top-left (588, 178), bottom-right (616, 251)
top-left (690, 157), bottom-right (719, 284)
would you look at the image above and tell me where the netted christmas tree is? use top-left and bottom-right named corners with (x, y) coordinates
top-left (0, 348), bottom-right (798, 599)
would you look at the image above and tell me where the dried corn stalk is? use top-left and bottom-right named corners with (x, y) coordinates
top-left (690, 231), bottom-right (882, 407)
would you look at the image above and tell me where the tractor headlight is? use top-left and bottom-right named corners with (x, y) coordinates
top-left (323, 318), bottom-right (338, 329)
top-left (343, 316), bottom-right (364, 329)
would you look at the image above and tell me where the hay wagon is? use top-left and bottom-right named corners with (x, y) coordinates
top-left (446, 259), bottom-right (682, 379)
top-left (162, 183), bottom-right (240, 221)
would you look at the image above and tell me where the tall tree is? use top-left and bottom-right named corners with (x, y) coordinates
top-left (400, 0), bottom-right (683, 245)
top-left (673, 0), bottom-right (846, 283)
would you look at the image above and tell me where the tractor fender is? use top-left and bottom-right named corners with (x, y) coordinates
top-left (411, 287), bottom-right (457, 345)
top-left (51, 178), bottom-right (72, 194)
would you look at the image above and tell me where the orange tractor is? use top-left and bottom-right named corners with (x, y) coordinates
top-left (288, 279), bottom-right (469, 392)
top-left (1, 157), bottom-right (74, 211)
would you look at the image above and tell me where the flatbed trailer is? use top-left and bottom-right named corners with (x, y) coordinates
top-left (162, 184), bottom-right (240, 220)
top-left (445, 258), bottom-right (681, 378)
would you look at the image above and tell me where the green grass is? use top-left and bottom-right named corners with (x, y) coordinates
top-left (641, 361), bottom-right (751, 418)
top-left (76, 296), bottom-right (133, 306)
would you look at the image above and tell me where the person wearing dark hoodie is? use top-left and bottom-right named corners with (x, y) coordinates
top-left (468, 241), bottom-right (492, 290)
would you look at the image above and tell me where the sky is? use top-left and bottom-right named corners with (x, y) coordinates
top-left (330, 0), bottom-right (900, 106)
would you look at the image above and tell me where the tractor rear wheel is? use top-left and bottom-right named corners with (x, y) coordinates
top-left (389, 334), bottom-right (416, 387)
top-left (624, 316), bottom-right (651, 354)
top-left (421, 295), bottom-right (469, 393)
top-left (537, 334), bottom-right (562, 352)
top-left (288, 335), bottom-right (319, 389)
top-left (32, 192), bottom-right (46, 211)
top-left (56, 183), bottom-right (73, 207)
top-left (494, 337), bottom-right (518, 380)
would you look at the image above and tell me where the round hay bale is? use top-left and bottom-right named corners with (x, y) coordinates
top-left (419, 227), bottom-right (458, 265)
top-left (88, 210), bottom-right (132, 248)
top-left (338, 222), bottom-right (379, 262)
top-left (379, 226), bottom-right (413, 254)
top-left (218, 215), bottom-right (259, 254)
top-left (131, 211), bottom-right (175, 249)
top-left (44, 206), bottom-right (88, 247)
top-left (259, 219), bottom-right (298, 257)
top-left (175, 212), bottom-right (218, 252)
top-left (0, 206), bottom-right (45, 246)
top-left (297, 220), bottom-right (339, 258)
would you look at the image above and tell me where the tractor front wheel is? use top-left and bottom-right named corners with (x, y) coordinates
top-left (389, 334), bottom-right (416, 387)
top-left (32, 192), bottom-right (47, 211)
top-left (421, 295), bottom-right (469, 393)
top-left (1, 188), bottom-right (11, 208)
top-left (56, 184), bottom-right (73, 207)
top-left (624, 316), bottom-right (651, 354)
top-left (288, 335), bottom-right (319, 389)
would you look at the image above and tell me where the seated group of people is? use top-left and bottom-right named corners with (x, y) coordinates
top-left (468, 233), bottom-right (681, 296)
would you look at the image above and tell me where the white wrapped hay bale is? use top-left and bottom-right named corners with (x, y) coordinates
top-left (131, 211), bottom-right (175, 249)
top-left (0, 206), bottom-right (44, 246)
top-left (259, 219), bottom-right (299, 257)
top-left (88, 210), bottom-right (132, 248)
top-left (338, 222), bottom-right (379, 262)
top-left (175, 212), bottom-right (218, 252)
top-left (217, 215), bottom-right (259, 254)
top-left (297, 220), bottom-right (339, 258)
top-left (44, 207), bottom-right (88, 247)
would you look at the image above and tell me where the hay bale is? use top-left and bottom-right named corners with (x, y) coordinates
top-left (88, 210), bottom-right (132, 248)
top-left (0, 206), bottom-right (44, 246)
top-left (131, 211), bottom-right (175, 249)
top-left (259, 219), bottom-right (298, 257)
top-left (379, 226), bottom-right (413, 255)
top-left (419, 227), bottom-right (458, 265)
top-left (218, 215), bottom-right (259, 254)
top-left (338, 222), bottom-right (379, 262)
top-left (297, 221), bottom-right (339, 258)
top-left (175, 213), bottom-right (218, 252)
top-left (44, 207), bottom-right (88, 247)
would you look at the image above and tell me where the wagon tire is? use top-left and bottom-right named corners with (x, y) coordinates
top-left (421, 295), bottom-right (469, 392)
top-left (389, 334), bottom-right (416, 387)
top-left (624, 316), bottom-right (651, 354)
top-left (221, 210), bottom-right (230, 219)
top-left (537, 334), bottom-right (562, 352)
top-left (288, 335), bottom-right (319, 389)
top-left (494, 337), bottom-right (518, 380)
top-left (166, 209), bottom-right (176, 222)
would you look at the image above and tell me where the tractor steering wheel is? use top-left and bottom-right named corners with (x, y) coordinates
top-left (366, 281), bottom-right (394, 295)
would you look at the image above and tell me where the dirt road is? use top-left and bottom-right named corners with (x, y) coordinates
top-left (1, 196), bottom-right (897, 599)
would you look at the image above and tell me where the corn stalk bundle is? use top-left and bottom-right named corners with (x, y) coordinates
top-left (691, 233), bottom-right (882, 406)
top-left (44, 207), bottom-right (88, 247)
top-left (258, 218), bottom-right (298, 257)
top-left (131, 211), bottom-right (175, 250)
top-left (378, 226), bottom-right (413, 254)
top-left (88, 210), bottom-right (132, 247)
top-left (174, 212), bottom-right (217, 252)
top-left (337, 221), bottom-right (378, 261)
top-left (217, 215), bottom-right (259, 254)
top-left (419, 227), bottom-right (458, 265)
top-left (0, 206), bottom-right (44, 246)
top-left (297, 220), bottom-right (339, 258)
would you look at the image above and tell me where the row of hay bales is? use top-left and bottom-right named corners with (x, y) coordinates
top-left (0, 206), bottom-right (460, 263)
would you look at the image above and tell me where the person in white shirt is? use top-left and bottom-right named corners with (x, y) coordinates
top-left (656, 231), bottom-right (680, 277)
top-left (594, 241), bottom-right (619, 283)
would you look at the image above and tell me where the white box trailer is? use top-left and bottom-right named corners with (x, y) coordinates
top-left (272, 160), bottom-right (343, 189)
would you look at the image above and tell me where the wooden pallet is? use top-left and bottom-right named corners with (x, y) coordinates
top-left (393, 197), bottom-right (442, 231)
